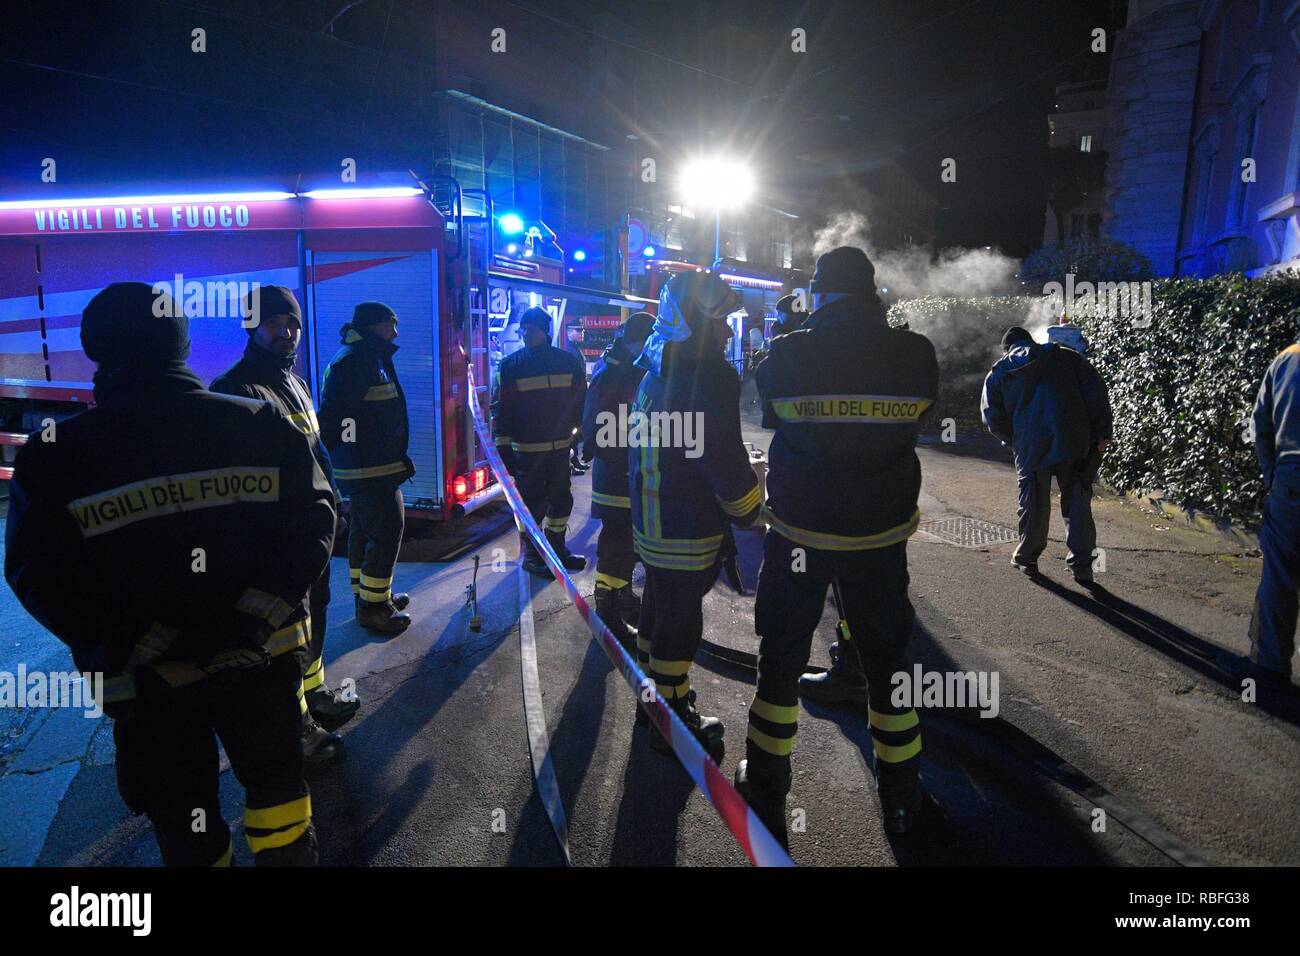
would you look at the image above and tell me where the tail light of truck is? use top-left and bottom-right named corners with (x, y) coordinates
top-left (452, 467), bottom-right (492, 502)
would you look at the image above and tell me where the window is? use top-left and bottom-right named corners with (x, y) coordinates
top-left (1080, 134), bottom-right (1093, 153)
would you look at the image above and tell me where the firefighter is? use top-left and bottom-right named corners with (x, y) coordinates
top-left (319, 302), bottom-right (413, 635)
top-left (580, 311), bottom-right (655, 645)
top-left (738, 247), bottom-right (939, 845)
top-left (1248, 336), bottom-right (1300, 687)
top-left (630, 271), bottom-right (762, 761)
top-left (771, 293), bottom-right (806, 337)
top-left (210, 286), bottom-right (359, 759)
top-left (492, 306), bottom-right (588, 577)
top-left (5, 282), bottom-right (335, 865)
top-left (980, 326), bottom-right (1112, 582)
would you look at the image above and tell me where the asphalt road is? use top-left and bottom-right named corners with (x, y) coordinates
top-left (3, 416), bottom-right (1298, 867)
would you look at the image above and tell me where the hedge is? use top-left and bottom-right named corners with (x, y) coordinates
top-left (889, 272), bottom-right (1300, 528)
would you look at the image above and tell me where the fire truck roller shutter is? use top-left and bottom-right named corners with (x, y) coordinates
top-left (308, 250), bottom-right (441, 508)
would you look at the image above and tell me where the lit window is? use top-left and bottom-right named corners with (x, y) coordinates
top-left (1080, 135), bottom-right (1093, 153)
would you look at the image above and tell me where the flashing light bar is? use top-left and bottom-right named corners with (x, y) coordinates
top-left (0, 191), bottom-right (297, 211)
top-left (300, 187), bottom-right (424, 199)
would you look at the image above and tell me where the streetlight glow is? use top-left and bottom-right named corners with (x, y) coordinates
top-left (680, 158), bottom-right (755, 211)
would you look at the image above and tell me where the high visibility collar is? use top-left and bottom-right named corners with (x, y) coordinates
top-left (340, 323), bottom-right (398, 356)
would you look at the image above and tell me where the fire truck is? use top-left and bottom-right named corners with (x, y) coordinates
top-left (0, 172), bottom-right (651, 523)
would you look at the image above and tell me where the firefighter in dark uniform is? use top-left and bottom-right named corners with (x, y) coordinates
top-left (580, 311), bottom-right (655, 645)
top-left (630, 271), bottom-right (762, 761)
top-left (737, 247), bottom-right (939, 845)
top-left (771, 292), bottom-right (806, 338)
top-left (492, 307), bottom-right (588, 577)
top-left (211, 286), bottom-right (360, 760)
top-left (5, 282), bottom-right (335, 866)
top-left (319, 302), bottom-right (413, 635)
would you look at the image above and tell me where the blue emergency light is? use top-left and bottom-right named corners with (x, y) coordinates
top-left (499, 212), bottom-right (525, 235)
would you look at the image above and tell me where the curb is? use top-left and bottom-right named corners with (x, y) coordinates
top-left (1099, 480), bottom-right (1260, 551)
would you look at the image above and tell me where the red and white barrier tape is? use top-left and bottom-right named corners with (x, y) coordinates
top-left (466, 364), bottom-right (794, 867)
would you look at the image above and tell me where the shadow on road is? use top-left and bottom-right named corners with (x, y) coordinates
top-left (1031, 577), bottom-right (1300, 729)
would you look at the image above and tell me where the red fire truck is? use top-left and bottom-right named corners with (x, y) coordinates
top-left (0, 173), bottom-right (650, 523)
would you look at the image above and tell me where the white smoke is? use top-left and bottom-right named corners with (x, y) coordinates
top-left (810, 211), bottom-right (1021, 300)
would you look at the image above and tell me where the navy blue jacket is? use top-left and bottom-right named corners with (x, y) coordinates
top-left (981, 341), bottom-right (1112, 473)
top-left (1254, 340), bottom-right (1300, 488)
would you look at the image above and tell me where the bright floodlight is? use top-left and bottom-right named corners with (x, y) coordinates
top-left (681, 158), bottom-right (755, 210)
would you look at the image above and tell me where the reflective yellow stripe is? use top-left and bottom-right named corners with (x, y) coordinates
top-left (747, 724), bottom-right (796, 757)
top-left (543, 515), bottom-right (569, 532)
top-left (771, 394), bottom-right (932, 424)
top-left (764, 507), bottom-right (919, 552)
top-left (68, 466), bottom-right (281, 539)
top-left (634, 548), bottom-right (718, 572)
top-left (649, 657), bottom-right (691, 677)
top-left (750, 697), bottom-right (799, 725)
top-left (594, 572), bottom-right (628, 590)
top-left (334, 461), bottom-right (409, 480)
top-left (515, 373), bottom-right (574, 392)
top-left (247, 819), bottom-right (311, 854)
top-left (633, 530), bottom-right (724, 554)
top-left (211, 839), bottom-right (232, 867)
top-left (305, 657), bottom-right (323, 677)
top-left (125, 622), bottom-right (179, 667)
top-left (360, 573), bottom-right (393, 589)
top-left (656, 679), bottom-right (693, 700)
top-left (635, 636), bottom-right (652, 652)
top-left (511, 437), bottom-right (573, 453)
top-left (299, 691), bottom-right (308, 715)
top-left (237, 588), bottom-right (296, 629)
top-left (718, 481), bottom-right (761, 517)
top-left (363, 382), bottom-right (399, 401)
top-left (869, 708), bottom-right (919, 732)
top-left (302, 661), bottom-right (325, 692)
top-left (873, 735), bottom-right (922, 763)
top-left (245, 795), bottom-right (311, 831)
top-left (591, 491), bottom-right (631, 509)
top-left (286, 409), bottom-right (320, 434)
top-left (495, 435), bottom-right (513, 447)
top-left (265, 618), bottom-right (310, 657)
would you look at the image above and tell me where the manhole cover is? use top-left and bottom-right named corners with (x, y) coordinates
top-left (917, 515), bottom-right (1018, 549)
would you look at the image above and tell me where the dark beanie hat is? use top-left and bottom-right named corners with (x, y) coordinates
top-left (81, 282), bottom-right (191, 369)
top-left (619, 311), bottom-right (655, 342)
top-left (810, 246), bottom-right (875, 296)
top-left (352, 301), bottom-right (397, 329)
top-left (519, 306), bottom-right (552, 332)
top-left (244, 285), bottom-right (301, 334)
top-left (776, 293), bottom-right (798, 316)
top-left (1001, 326), bottom-right (1033, 349)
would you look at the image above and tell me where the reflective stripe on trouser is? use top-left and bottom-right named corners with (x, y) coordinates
top-left (348, 485), bottom-right (404, 605)
top-left (1249, 476), bottom-right (1300, 676)
top-left (1013, 459), bottom-right (1097, 571)
top-left (515, 448), bottom-right (573, 538)
top-left (640, 562), bottom-right (719, 700)
top-left (595, 508), bottom-right (636, 594)
top-left (112, 652), bottom-right (313, 866)
top-left (245, 793), bottom-right (312, 856)
top-left (749, 530), bottom-right (919, 788)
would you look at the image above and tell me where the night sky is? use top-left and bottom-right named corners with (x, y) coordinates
top-left (0, 0), bottom-right (1125, 259)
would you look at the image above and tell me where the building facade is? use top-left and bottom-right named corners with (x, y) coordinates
top-left (1103, 0), bottom-right (1300, 276)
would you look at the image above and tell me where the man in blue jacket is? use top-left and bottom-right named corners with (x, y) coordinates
top-left (1249, 338), bottom-right (1300, 685)
top-left (981, 326), bottom-right (1112, 583)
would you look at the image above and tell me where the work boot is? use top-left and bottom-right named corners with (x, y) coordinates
top-left (302, 716), bottom-right (343, 764)
top-left (616, 585), bottom-right (641, 628)
top-left (545, 529), bottom-right (587, 573)
top-left (877, 770), bottom-right (927, 835)
top-left (595, 588), bottom-right (637, 649)
top-left (357, 599), bottom-right (412, 636)
top-left (391, 592), bottom-right (411, 611)
top-left (798, 641), bottom-right (868, 705)
top-left (307, 686), bottom-right (360, 732)
top-left (735, 757), bottom-right (791, 851)
top-left (648, 693), bottom-right (724, 763)
top-left (635, 686), bottom-right (695, 726)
